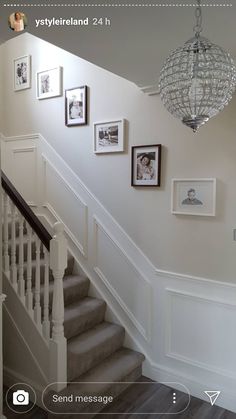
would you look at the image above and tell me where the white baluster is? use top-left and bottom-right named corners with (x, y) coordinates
top-left (49, 222), bottom-right (67, 391)
top-left (34, 236), bottom-right (42, 332)
top-left (18, 213), bottom-right (25, 304)
top-left (26, 224), bottom-right (33, 317)
top-left (42, 247), bottom-right (50, 342)
top-left (10, 201), bottom-right (17, 291)
top-left (3, 192), bottom-right (10, 276)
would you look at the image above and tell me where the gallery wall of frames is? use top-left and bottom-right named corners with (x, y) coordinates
top-left (13, 53), bottom-right (216, 217)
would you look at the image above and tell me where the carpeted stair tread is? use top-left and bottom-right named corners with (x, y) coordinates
top-left (67, 322), bottom-right (125, 381)
top-left (76, 347), bottom-right (145, 385)
top-left (64, 297), bottom-right (106, 339)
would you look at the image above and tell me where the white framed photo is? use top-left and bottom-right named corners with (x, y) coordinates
top-left (36, 66), bottom-right (62, 100)
top-left (171, 178), bottom-right (216, 216)
top-left (94, 119), bottom-right (124, 153)
top-left (14, 55), bottom-right (31, 91)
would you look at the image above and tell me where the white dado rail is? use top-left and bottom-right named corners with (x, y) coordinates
top-left (1, 133), bottom-right (236, 413)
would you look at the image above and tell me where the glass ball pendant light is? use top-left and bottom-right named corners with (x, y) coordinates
top-left (159, 0), bottom-right (236, 132)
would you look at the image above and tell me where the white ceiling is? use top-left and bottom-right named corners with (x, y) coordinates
top-left (0, 1), bottom-right (235, 89)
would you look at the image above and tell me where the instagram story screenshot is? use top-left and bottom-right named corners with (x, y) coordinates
top-left (0, 0), bottom-right (236, 418)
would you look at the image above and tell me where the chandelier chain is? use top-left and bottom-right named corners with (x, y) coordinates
top-left (193, 0), bottom-right (203, 37)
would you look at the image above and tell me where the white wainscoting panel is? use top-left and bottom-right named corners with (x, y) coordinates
top-left (1, 135), bottom-right (38, 206)
top-left (12, 147), bottom-right (37, 206)
top-left (166, 289), bottom-right (236, 379)
top-left (42, 156), bottom-right (88, 257)
top-left (94, 217), bottom-right (151, 341)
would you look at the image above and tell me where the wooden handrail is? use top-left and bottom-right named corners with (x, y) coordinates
top-left (1, 171), bottom-right (52, 250)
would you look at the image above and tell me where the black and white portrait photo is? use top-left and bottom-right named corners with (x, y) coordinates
top-left (14, 55), bottom-right (31, 91)
top-left (98, 125), bottom-right (118, 147)
top-left (94, 119), bottom-right (124, 153)
top-left (36, 67), bottom-right (62, 100)
top-left (181, 188), bottom-right (203, 205)
top-left (136, 152), bottom-right (156, 181)
top-left (41, 74), bottom-right (50, 94)
top-left (65, 86), bottom-right (87, 126)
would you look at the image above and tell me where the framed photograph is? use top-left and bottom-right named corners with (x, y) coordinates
top-left (94, 119), bottom-right (124, 153)
top-left (131, 144), bottom-right (162, 187)
top-left (65, 86), bottom-right (88, 126)
top-left (36, 66), bottom-right (62, 100)
top-left (171, 178), bottom-right (216, 216)
top-left (14, 55), bottom-right (31, 91)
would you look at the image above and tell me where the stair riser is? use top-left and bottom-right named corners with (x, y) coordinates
top-left (63, 281), bottom-right (90, 307)
top-left (68, 327), bottom-right (125, 381)
top-left (64, 303), bottom-right (106, 340)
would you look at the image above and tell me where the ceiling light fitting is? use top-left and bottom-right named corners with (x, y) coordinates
top-left (159, 0), bottom-right (236, 132)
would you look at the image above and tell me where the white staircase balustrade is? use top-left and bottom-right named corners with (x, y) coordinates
top-left (1, 173), bottom-right (68, 392)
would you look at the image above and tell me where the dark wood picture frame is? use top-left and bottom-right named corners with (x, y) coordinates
top-left (131, 144), bottom-right (162, 187)
top-left (65, 85), bottom-right (88, 126)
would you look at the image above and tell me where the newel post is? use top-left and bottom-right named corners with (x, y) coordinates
top-left (49, 222), bottom-right (67, 392)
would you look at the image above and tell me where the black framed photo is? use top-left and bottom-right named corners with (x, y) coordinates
top-left (131, 144), bottom-right (162, 187)
top-left (65, 86), bottom-right (88, 126)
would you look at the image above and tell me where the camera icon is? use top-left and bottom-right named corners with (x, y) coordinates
top-left (13, 390), bottom-right (29, 405)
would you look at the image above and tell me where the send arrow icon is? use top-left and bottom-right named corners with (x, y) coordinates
top-left (204, 391), bottom-right (221, 406)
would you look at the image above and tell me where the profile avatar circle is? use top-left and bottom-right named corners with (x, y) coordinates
top-left (8, 12), bottom-right (28, 32)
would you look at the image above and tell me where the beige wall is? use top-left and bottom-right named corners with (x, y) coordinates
top-left (0, 46), bottom-right (4, 134)
top-left (1, 33), bottom-right (236, 283)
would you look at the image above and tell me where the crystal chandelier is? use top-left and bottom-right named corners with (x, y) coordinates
top-left (159, 0), bottom-right (236, 132)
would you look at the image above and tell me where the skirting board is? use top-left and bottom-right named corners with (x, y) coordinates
top-left (142, 362), bottom-right (236, 414)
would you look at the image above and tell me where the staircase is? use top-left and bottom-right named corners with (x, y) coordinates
top-left (1, 170), bottom-right (145, 417)
top-left (46, 252), bottom-right (144, 417)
